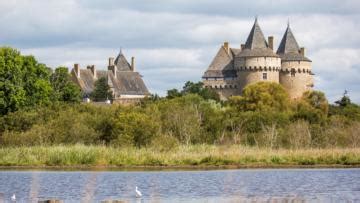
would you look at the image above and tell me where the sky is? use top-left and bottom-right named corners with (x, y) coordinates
top-left (0, 0), bottom-right (359, 103)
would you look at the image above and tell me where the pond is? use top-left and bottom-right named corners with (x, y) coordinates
top-left (0, 168), bottom-right (359, 202)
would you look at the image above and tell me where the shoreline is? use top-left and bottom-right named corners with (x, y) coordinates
top-left (1, 164), bottom-right (359, 171)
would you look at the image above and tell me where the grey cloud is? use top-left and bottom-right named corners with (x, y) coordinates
top-left (2, 0), bottom-right (360, 102)
top-left (79, 0), bottom-right (360, 16)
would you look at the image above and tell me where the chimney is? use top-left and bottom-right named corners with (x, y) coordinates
top-left (87, 65), bottom-right (96, 79)
top-left (240, 44), bottom-right (245, 50)
top-left (131, 57), bottom-right (135, 72)
top-left (108, 57), bottom-right (114, 67)
top-left (300, 47), bottom-right (305, 56)
top-left (108, 57), bottom-right (116, 78)
top-left (111, 66), bottom-right (117, 78)
top-left (268, 36), bottom-right (274, 50)
top-left (74, 63), bottom-right (80, 78)
top-left (223, 41), bottom-right (229, 54)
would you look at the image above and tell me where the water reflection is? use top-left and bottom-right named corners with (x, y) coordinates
top-left (0, 169), bottom-right (359, 202)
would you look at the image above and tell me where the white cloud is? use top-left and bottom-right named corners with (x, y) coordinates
top-left (2, 1), bottom-right (360, 102)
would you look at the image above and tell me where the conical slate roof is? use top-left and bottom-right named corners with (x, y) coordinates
top-left (244, 18), bottom-right (268, 49)
top-left (277, 24), bottom-right (311, 62)
top-left (237, 18), bottom-right (278, 57)
top-left (114, 51), bottom-right (132, 71)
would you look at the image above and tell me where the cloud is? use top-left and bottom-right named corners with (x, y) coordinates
top-left (312, 48), bottom-right (360, 102)
top-left (1, 0), bottom-right (360, 102)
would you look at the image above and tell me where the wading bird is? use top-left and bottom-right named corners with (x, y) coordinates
top-left (135, 186), bottom-right (142, 198)
top-left (11, 194), bottom-right (16, 202)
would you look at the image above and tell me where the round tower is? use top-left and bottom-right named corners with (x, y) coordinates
top-left (277, 24), bottom-right (313, 99)
top-left (234, 19), bottom-right (281, 93)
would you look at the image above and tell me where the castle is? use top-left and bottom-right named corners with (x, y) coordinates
top-left (202, 19), bottom-right (314, 100)
top-left (71, 51), bottom-right (149, 104)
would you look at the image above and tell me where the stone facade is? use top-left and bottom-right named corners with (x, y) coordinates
top-left (202, 19), bottom-right (313, 100)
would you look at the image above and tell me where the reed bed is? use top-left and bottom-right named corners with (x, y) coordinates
top-left (0, 145), bottom-right (359, 168)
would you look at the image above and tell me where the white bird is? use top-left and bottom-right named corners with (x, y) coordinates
top-left (135, 186), bottom-right (142, 198)
top-left (11, 194), bottom-right (16, 202)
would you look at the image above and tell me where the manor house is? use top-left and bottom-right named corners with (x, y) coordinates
top-left (71, 51), bottom-right (149, 104)
top-left (202, 18), bottom-right (314, 100)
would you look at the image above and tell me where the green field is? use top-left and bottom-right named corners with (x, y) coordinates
top-left (0, 145), bottom-right (359, 168)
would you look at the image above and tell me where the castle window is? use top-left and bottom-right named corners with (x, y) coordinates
top-left (262, 73), bottom-right (267, 80)
top-left (291, 69), bottom-right (296, 77)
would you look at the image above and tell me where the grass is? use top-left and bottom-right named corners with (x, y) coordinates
top-left (0, 144), bottom-right (359, 168)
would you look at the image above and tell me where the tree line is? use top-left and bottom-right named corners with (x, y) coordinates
top-left (1, 47), bottom-right (359, 149)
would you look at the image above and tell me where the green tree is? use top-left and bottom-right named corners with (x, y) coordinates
top-left (22, 55), bottom-right (53, 106)
top-left (293, 91), bottom-right (328, 124)
top-left (0, 47), bottom-right (26, 115)
top-left (230, 82), bottom-right (290, 111)
top-left (167, 88), bottom-right (182, 99)
top-left (182, 81), bottom-right (220, 101)
top-left (90, 77), bottom-right (113, 102)
top-left (301, 90), bottom-right (328, 115)
top-left (335, 90), bottom-right (351, 107)
top-left (111, 110), bottom-right (160, 147)
top-left (51, 67), bottom-right (81, 102)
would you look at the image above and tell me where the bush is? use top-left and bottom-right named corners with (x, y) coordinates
top-left (111, 110), bottom-right (160, 147)
top-left (151, 134), bottom-right (180, 152)
top-left (230, 82), bottom-right (290, 112)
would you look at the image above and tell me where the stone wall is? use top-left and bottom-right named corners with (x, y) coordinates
top-left (279, 61), bottom-right (312, 99)
top-left (237, 69), bottom-right (279, 91)
top-left (202, 78), bottom-right (239, 100)
top-left (235, 56), bottom-right (281, 93)
top-left (234, 56), bottom-right (281, 69)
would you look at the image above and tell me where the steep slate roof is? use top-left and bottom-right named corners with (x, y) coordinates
top-left (277, 25), bottom-right (311, 62)
top-left (72, 53), bottom-right (149, 97)
top-left (110, 71), bottom-right (149, 95)
top-left (202, 46), bottom-right (239, 78)
top-left (237, 19), bottom-right (278, 57)
top-left (114, 51), bottom-right (132, 71)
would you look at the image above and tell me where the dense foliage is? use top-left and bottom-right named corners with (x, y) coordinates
top-left (1, 85), bottom-right (359, 149)
top-left (1, 47), bottom-right (359, 149)
top-left (0, 47), bottom-right (81, 115)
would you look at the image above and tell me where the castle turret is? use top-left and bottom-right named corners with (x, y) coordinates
top-left (234, 18), bottom-right (281, 93)
top-left (277, 23), bottom-right (313, 99)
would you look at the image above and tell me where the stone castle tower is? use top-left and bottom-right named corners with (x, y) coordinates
top-left (202, 19), bottom-right (313, 100)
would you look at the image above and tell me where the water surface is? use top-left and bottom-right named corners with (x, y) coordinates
top-left (0, 168), bottom-right (359, 202)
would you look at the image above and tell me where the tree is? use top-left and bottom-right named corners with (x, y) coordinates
top-left (22, 55), bottom-right (53, 106)
top-left (167, 88), bottom-right (182, 99)
top-left (182, 81), bottom-right (220, 101)
top-left (51, 67), bottom-right (81, 102)
top-left (335, 90), bottom-right (351, 107)
top-left (0, 47), bottom-right (26, 115)
top-left (230, 82), bottom-right (290, 111)
top-left (90, 77), bottom-right (113, 102)
top-left (301, 90), bottom-right (328, 115)
top-left (111, 111), bottom-right (160, 147)
top-left (293, 90), bottom-right (328, 124)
